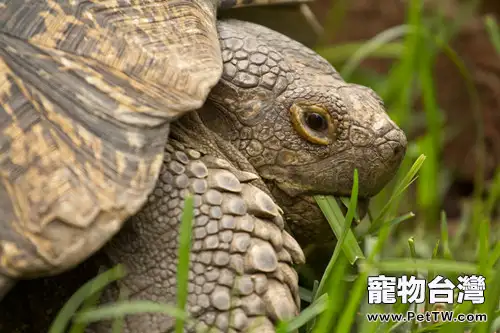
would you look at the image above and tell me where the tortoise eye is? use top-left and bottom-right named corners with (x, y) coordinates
top-left (290, 103), bottom-right (336, 145)
top-left (305, 113), bottom-right (328, 132)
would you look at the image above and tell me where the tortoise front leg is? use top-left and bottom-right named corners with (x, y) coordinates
top-left (95, 140), bottom-right (305, 333)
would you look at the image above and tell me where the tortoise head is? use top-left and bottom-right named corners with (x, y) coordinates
top-left (202, 20), bottom-right (407, 244)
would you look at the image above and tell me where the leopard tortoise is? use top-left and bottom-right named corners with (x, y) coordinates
top-left (0, 0), bottom-right (407, 332)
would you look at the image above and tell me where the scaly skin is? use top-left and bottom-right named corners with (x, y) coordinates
top-left (0, 20), bottom-right (406, 333)
top-left (92, 141), bottom-right (305, 332)
top-left (201, 20), bottom-right (407, 245)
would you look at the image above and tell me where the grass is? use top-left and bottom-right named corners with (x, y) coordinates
top-left (45, 2), bottom-right (500, 333)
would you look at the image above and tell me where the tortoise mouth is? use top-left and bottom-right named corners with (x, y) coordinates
top-left (266, 183), bottom-right (372, 245)
top-left (258, 148), bottom-right (399, 200)
top-left (273, 183), bottom-right (371, 222)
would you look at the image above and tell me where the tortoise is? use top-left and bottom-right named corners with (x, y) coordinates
top-left (0, 0), bottom-right (407, 332)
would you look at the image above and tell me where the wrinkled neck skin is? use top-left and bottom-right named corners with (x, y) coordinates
top-left (173, 19), bottom-right (407, 247)
top-left (170, 111), bottom-right (328, 246)
top-left (170, 110), bottom-right (268, 195)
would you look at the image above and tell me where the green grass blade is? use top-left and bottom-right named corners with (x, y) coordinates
top-left (478, 215), bottom-right (490, 274)
top-left (332, 222), bottom-right (394, 333)
top-left (312, 254), bottom-right (350, 333)
top-left (67, 266), bottom-right (115, 333)
top-left (305, 280), bottom-right (321, 332)
top-left (332, 269), bottom-right (368, 333)
top-left (485, 15), bottom-right (500, 54)
top-left (450, 202), bottom-right (472, 251)
top-left (340, 25), bottom-right (411, 79)
top-left (314, 0), bottom-right (347, 46)
top-left (447, 304), bottom-right (475, 333)
top-left (385, 238), bottom-right (418, 333)
top-left (48, 265), bottom-right (126, 333)
top-left (111, 286), bottom-right (129, 333)
top-left (299, 286), bottom-right (313, 303)
top-left (340, 197), bottom-right (359, 221)
top-left (369, 154), bottom-right (426, 233)
top-left (408, 237), bottom-right (417, 260)
top-left (362, 212), bottom-right (415, 237)
top-left (74, 301), bottom-right (192, 324)
top-left (67, 274), bottom-right (107, 333)
top-left (417, 46), bottom-right (441, 225)
top-left (313, 170), bottom-right (359, 302)
top-left (425, 240), bottom-right (441, 313)
top-left (310, 279), bottom-right (319, 302)
top-left (175, 195), bottom-right (194, 333)
top-left (316, 42), bottom-right (404, 66)
top-left (365, 259), bottom-right (479, 274)
top-left (314, 196), bottom-right (365, 265)
top-left (485, 169), bottom-right (500, 218)
top-left (277, 293), bottom-right (328, 333)
top-left (440, 211), bottom-right (453, 260)
top-left (487, 241), bottom-right (500, 268)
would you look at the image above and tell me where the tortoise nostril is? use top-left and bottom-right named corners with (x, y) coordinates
top-left (377, 140), bottom-right (406, 164)
top-left (393, 145), bottom-right (403, 157)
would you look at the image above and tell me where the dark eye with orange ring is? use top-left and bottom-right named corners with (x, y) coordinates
top-left (290, 103), bottom-right (336, 145)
